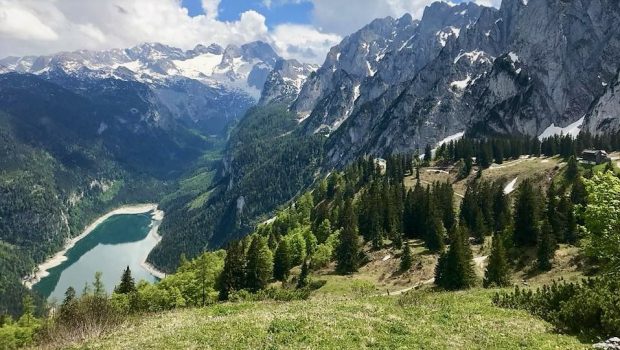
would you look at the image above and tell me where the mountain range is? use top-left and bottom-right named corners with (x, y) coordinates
top-left (0, 41), bottom-right (317, 135)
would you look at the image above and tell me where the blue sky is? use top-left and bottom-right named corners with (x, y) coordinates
top-left (182, 0), bottom-right (313, 28)
top-left (182, 0), bottom-right (477, 29)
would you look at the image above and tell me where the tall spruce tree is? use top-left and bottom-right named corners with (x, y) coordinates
top-left (424, 144), bottom-right (433, 164)
top-left (425, 199), bottom-right (446, 253)
top-left (273, 239), bottom-right (292, 282)
top-left (336, 199), bottom-right (361, 274)
top-left (400, 243), bottom-right (413, 271)
top-left (537, 220), bottom-right (555, 271)
top-left (246, 235), bottom-right (274, 292)
top-left (565, 156), bottom-right (579, 181)
top-left (297, 260), bottom-right (310, 289)
top-left (513, 180), bottom-right (540, 247)
top-left (219, 240), bottom-right (247, 300)
top-left (115, 266), bottom-right (136, 294)
top-left (435, 225), bottom-right (476, 290)
top-left (483, 232), bottom-right (511, 288)
top-left (559, 196), bottom-right (578, 244)
top-left (571, 176), bottom-right (588, 207)
top-left (546, 182), bottom-right (562, 241)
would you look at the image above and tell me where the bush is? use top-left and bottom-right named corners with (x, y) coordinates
top-left (493, 278), bottom-right (620, 339)
top-left (350, 280), bottom-right (376, 297)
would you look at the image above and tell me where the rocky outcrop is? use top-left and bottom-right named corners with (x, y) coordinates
top-left (584, 71), bottom-right (620, 134)
top-left (289, 0), bottom-right (620, 167)
top-left (259, 59), bottom-right (318, 106)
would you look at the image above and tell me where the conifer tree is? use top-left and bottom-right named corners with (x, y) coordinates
top-left (297, 260), bottom-right (310, 289)
top-left (93, 271), bottom-right (106, 298)
top-left (471, 208), bottom-right (488, 244)
top-left (246, 235), bottom-right (274, 292)
top-left (537, 220), bottom-right (555, 271)
top-left (458, 157), bottom-right (473, 179)
top-left (545, 182), bottom-right (562, 241)
top-left (219, 240), bottom-right (246, 300)
top-left (483, 233), bottom-right (511, 288)
top-left (425, 203), bottom-right (446, 253)
top-left (561, 197), bottom-right (578, 244)
top-left (400, 243), bottom-right (413, 271)
top-left (565, 156), bottom-right (579, 181)
top-left (424, 144), bottom-right (433, 164)
top-left (571, 176), bottom-right (588, 207)
top-left (336, 199), bottom-right (361, 274)
top-left (513, 180), bottom-right (540, 247)
top-left (273, 239), bottom-right (292, 282)
top-left (314, 219), bottom-right (332, 244)
top-left (115, 266), bottom-right (136, 294)
top-left (435, 225), bottom-right (476, 290)
top-left (492, 183), bottom-right (512, 233)
top-left (60, 287), bottom-right (77, 322)
top-left (409, 183), bottom-right (427, 238)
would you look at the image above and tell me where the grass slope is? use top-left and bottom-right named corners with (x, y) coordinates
top-left (75, 289), bottom-right (586, 350)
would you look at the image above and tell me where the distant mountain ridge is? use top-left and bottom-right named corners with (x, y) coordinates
top-left (0, 41), bottom-right (317, 134)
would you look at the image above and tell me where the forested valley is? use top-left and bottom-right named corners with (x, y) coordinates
top-left (3, 129), bottom-right (620, 348)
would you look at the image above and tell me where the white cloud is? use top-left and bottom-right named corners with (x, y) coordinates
top-left (0, 0), bottom-right (335, 64)
top-left (270, 24), bottom-right (341, 63)
top-left (0, 0), bottom-right (58, 41)
top-left (309, 0), bottom-right (502, 36)
top-left (201, 0), bottom-right (221, 20)
top-left (0, 0), bottom-right (499, 64)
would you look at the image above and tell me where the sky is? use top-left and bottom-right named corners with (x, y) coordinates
top-left (0, 0), bottom-right (501, 64)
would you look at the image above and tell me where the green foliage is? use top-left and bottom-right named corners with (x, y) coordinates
top-left (435, 226), bottom-right (476, 290)
top-left (245, 236), bottom-right (274, 292)
top-left (296, 260), bottom-right (310, 289)
top-left (219, 240), bottom-right (247, 300)
top-left (273, 240), bottom-right (291, 282)
top-left (310, 232), bottom-right (339, 270)
top-left (284, 229), bottom-right (307, 266)
top-left (228, 286), bottom-right (313, 303)
top-left (537, 220), bottom-right (556, 271)
top-left (153, 104), bottom-right (324, 271)
top-left (336, 200), bottom-right (361, 275)
top-left (513, 179), bottom-right (541, 247)
top-left (350, 280), bottom-right (376, 297)
top-left (424, 211), bottom-right (446, 253)
top-left (114, 266), bottom-right (136, 294)
top-left (483, 232), bottom-right (511, 288)
top-left (0, 296), bottom-right (40, 350)
top-left (400, 243), bottom-right (413, 271)
top-left (583, 172), bottom-right (620, 275)
top-left (564, 156), bottom-right (579, 182)
top-left (494, 278), bottom-right (620, 339)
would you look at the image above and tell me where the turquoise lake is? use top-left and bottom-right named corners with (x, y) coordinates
top-left (33, 213), bottom-right (159, 301)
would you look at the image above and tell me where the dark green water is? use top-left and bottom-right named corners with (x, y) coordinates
top-left (33, 213), bottom-right (159, 301)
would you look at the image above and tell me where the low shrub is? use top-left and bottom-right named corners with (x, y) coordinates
top-left (493, 277), bottom-right (620, 339)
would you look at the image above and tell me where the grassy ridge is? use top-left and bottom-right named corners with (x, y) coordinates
top-left (77, 288), bottom-right (586, 349)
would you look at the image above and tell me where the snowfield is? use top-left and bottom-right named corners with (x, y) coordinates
top-left (538, 116), bottom-right (585, 140)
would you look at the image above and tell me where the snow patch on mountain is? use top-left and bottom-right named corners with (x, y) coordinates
top-left (538, 116), bottom-right (585, 140)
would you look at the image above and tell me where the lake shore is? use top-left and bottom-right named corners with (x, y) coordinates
top-left (24, 204), bottom-right (166, 288)
top-left (140, 209), bottom-right (167, 279)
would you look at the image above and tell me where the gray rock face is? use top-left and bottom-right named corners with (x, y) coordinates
top-left (259, 59), bottom-right (318, 106)
top-left (290, 0), bottom-right (620, 167)
top-left (291, 2), bottom-right (484, 136)
top-left (0, 41), bottom-right (288, 134)
top-left (584, 71), bottom-right (620, 134)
